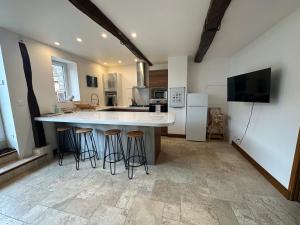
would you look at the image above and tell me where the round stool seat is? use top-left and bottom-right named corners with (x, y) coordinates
top-left (127, 131), bottom-right (144, 138)
top-left (104, 129), bottom-right (121, 136)
top-left (75, 128), bottom-right (93, 134)
top-left (56, 127), bottom-right (72, 132)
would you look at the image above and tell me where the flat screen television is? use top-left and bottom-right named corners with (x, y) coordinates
top-left (227, 68), bottom-right (271, 103)
top-left (86, 75), bottom-right (98, 88)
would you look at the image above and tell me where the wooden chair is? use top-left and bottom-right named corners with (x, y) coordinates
top-left (207, 108), bottom-right (225, 141)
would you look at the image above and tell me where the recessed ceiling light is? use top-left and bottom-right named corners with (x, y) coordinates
top-left (54, 42), bottom-right (60, 46)
top-left (103, 62), bottom-right (107, 65)
top-left (101, 33), bottom-right (107, 38)
top-left (134, 58), bottom-right (138, 62)
top-left (76, 37), bottom-right (82, 42)
top-left (131, 33), bottom-right (137, 38)
top-left (118, 60), bottom-right (122, 64)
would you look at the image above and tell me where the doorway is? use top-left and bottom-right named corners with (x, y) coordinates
top-left (289, 128), bottom-right (300, 202)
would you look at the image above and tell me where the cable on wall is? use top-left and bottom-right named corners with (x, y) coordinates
top-left (238, 102), bottom-right (255, 145)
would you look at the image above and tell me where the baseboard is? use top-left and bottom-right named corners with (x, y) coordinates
top-left (232, 141), bottom-right (290, 199)
top-left (167, 133), bottom-right (186, 138)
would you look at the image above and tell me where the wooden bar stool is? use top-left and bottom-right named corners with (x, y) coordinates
top-left (103, 129), bottom-right (126, 175)
top-left (56, 126), bottom-right (78, 167)
top-left (75, 128), bottom-right (99, 169)
top-left (126, 130), bottom-right (149, 179)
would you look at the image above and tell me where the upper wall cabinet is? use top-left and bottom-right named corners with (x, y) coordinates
top-left (103, 73), bottom-right (119, 92)
top-left (149, 70), bottom-right (168, 88)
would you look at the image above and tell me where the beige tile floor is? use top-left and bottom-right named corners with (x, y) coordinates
top-left (0, 137), bottom-right (299, 225)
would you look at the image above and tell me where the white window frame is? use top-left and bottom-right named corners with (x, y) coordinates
top-left (51, 60), bottom-right (69, 102)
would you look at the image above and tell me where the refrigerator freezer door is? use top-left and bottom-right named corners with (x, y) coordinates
top-left (187, 93), bottom-right (208, 107)
top-left (186, 106), bottom-right (208, 141)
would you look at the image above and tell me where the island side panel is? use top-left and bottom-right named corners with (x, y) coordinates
top-left (62, 123), bottom-right (158, 165)
top-left (155, 127), bottom-right (161, 161)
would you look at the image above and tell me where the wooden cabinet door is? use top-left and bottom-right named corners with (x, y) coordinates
top-left (149, 70), bottom-right (168, 88)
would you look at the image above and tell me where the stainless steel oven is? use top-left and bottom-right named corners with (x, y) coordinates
top-left (104, 91), bottom-right (117, 106)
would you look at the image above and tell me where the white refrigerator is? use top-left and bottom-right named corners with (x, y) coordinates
top-left (186, 93), bottom-right (208, 141)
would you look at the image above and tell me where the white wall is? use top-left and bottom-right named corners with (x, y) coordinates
top-left (0, 46), bottom-right (14, 151)
top-left (0, 28), bottom-right (107, 157)
top-left (228, 8), bottom-right (300, 188)
top-left (188, 58), bottom-right (229, 114)
top-left (150, 63), bottom-right (168, 71)
top-left (26, 39), bottom-right (106, 110)
top-left (168, 56), bottom-right (188, 135)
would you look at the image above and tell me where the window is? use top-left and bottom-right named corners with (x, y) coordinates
top-left (51, 61), bottom-right (68, 102)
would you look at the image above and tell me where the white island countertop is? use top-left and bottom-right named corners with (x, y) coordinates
top-left (35, 111), bottom-right (175, 127)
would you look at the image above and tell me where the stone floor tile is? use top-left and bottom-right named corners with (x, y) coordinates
top-left (181, 200), bottom-right (219, 225)
top-left (62, 197), bottom-right (100, 218)
top-left (30, 207), bottom-right (88, 225)
top-left (125, 196), bottom-right (164, 225)
top-left (89, 204), bottom-right (126, 225)
top-left (231, 202), bottom-right (259, 225)
top-left (162, 218), bottom-right (180, 225)
top-left (0, 138), bottom-right (299, 225)
top-left (163, 203), bottom-right (181, 221)
top-left (0, 213), bottom-right (25, 225)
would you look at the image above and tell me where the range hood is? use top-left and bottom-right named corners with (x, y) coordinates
top-left (136, 60), bottom-right (149, 88)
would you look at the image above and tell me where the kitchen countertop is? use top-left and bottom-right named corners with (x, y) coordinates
top-left (95, 106), bottom-right (149, 111)
top-left (35, 111), bottom-right (175, 127)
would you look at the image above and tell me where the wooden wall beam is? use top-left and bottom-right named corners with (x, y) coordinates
top-left (194, 0), bottom-right (231, 63)
top-left (69, 0), bottom-right (153, 66)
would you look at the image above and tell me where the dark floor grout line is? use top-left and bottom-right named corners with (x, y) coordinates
top-left (0, 212), bottom-right (26, 224)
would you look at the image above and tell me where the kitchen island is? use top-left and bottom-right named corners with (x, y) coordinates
top-left (35, 111), bottom-right (175, 164)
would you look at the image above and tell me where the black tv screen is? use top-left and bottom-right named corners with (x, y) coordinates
top-left (86, 75), bottom-right (98, 87)
top-left (227, 68), bottom-right (271, 103)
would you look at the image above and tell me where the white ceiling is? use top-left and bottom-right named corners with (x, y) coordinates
top-left (0, 0), bottom-right (300, 66)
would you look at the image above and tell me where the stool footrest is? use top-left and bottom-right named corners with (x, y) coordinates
top-left (104, 152), bottom-right (125, 163)
top-left (126, 155), bottom-right (147, 168)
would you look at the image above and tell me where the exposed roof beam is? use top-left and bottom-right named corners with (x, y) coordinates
top-left (69, 0), bottom-right (153, 66)
top-left (194, 0), bottom-right (231, 63)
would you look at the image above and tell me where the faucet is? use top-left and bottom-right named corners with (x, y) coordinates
top-left (90, 93), bottom-right (99, 105)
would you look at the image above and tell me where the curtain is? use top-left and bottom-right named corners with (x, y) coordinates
top-left (19, 42), bottom-right (46, 147)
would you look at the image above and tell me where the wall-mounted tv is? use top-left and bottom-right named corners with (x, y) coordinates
top-left (227, 68), bottom-right (271, 103)
top-left (86, 75), bottom-right (98, 88)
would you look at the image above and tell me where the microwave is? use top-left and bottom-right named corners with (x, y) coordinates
top-left (151, 88), bottom-right (167, 99)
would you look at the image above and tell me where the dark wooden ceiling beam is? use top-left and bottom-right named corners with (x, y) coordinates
top-left (194, 0), bottom-right (231, 63)
top-left (69, 0), bottom-right (153, 66)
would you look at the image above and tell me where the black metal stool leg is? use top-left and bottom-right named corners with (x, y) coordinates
top-left (118, 134), bottom-right (127, 169)
top-left (102, 129), bottom-right (126, 175)
top-left (109, 135), bottom-right (116, 175)
top-left (90, 132), bottom-right (99, 160)
top-left (75, 133), bottom-right (80, 171)
top-left (57, 132), bottom-right (63, 166)
top-left (126, 131), bottom-right (149, 179)
top-left (84, 133), bottom-right (96, 168)
top-left (140, 137), bottom-right (149, 174)
top-left (103, 136), bottom-right (108, 169)
top-left (127, 137), bottom-right (133, 179)
top-left (70, 129), bottom-right (80, 170)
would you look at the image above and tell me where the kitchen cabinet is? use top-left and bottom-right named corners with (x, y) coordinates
top-left (149, 70), bottom-right (168, 88)
top-left (103, 73), bottom-right (118, 91)
top-left (149, 69), bottom-right (168, 136)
